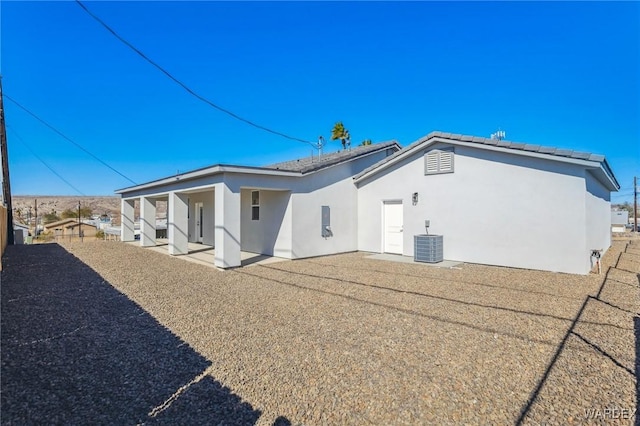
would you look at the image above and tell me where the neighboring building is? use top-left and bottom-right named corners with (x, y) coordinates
top-left (88, 215), bottom-right (113, 231)
top-left (117, 132), bottom-right (619, 275)
top-left (44, 218), bottom-right (98, 238)
top-left (44, 218), bottom-right (80, 234)
top-left (13, 223), bottom-right (29, 244)
top-left (64, 221), bottom-right (98, 238)
top-left (611, 210), bottom-right (629, 233)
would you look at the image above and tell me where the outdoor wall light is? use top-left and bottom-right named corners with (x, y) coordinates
top-left (412, 192), bottom-right (419, 205)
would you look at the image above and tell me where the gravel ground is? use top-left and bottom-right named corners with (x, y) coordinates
top-left (2, 238), bottom-right (638, 425)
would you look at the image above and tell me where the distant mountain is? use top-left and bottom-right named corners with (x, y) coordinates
top-left (12, 196), bottom-right (167, 227)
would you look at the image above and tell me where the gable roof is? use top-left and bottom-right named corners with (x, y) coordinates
top-left (265, 141), bottom-right (400, 174)
top-left (43, 218), bottom-right (80, 229)
top-left (116, 141), bottom-right (401, 194)
top-left (66, 221), bottom-right (97, 229)
top-left (354, 131), bottom-right (620, 190)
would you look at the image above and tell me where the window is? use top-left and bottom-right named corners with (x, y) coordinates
top-left (424, 148), bottom-right (454, 174)
top-left (251, 191), bottom-right (260, 220)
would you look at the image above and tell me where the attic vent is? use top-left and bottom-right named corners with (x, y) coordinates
top-left (425, 148), bottom-right (454, 175)
top-left (425, 152), bottom-right (439, 172)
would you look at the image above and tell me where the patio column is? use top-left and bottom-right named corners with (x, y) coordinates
top-left (168, 192), bottom-right (189, 255)
top-left (214, 182), bottom-right (241, 268)
top-left (121, 198), bottom-right (135, 242)
top-left (140, 196), bottom-right (156, 247)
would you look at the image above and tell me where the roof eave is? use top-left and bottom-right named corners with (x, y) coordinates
top-left (590, 162), bottom-right (620, 192)
top-left (600, 158), bottom-right (620, 191)
top-left (115, 165), bottom-right (302, 194)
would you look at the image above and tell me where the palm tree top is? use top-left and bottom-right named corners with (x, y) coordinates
top-left (331, 121), bottom-right (351, 150)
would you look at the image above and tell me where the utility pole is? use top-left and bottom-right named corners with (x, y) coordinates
top-left (34, 199), bottom-right (37, 239)
top-left (634, 176), bottom-right (638, 233)
top-left (0, 76), bottom-right (14, 244)
top-left (78, 200), bottom-right (82, 241)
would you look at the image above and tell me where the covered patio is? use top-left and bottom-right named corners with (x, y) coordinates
top-left (116, 143), bottom-right (400, 269)
top-left (118, 176), bottom-right (294, 269)
top-left (126, 239), bottom-right (289, 268)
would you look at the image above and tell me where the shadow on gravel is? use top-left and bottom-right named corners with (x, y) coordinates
top-left (514, 246), bottom-right (640, 425)
top-left (1, 244), bottom-right (261, 425)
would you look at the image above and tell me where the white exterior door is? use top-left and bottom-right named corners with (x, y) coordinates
top-left (195, 202), bottom-right (204, 243)
top-left (383, 201), bottom-right (403, 254)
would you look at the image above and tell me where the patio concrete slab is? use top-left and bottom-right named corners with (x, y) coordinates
top-left (125, 240), bottom-right (289, 268)
top-left (365, 252), bottom-right (462, 268)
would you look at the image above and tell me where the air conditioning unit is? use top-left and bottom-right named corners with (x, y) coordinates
top-left (414, 234), bottom-right (443, 263)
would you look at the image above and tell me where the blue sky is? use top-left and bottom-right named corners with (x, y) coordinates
top-left (2, 1), bottom-right (638, 201)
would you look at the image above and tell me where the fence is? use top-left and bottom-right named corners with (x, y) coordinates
top-left (54, 233), bottom-right (87, 243)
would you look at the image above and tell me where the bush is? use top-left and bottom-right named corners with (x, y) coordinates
top-left (34, 231), bottom-right (54, 243)
top-left (95, 230), bottom-right (105, 239)
top-left (43, 212), bottom-right (60, 224)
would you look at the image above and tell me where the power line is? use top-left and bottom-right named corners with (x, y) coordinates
top-left (0, 76), bottom-right (15, 244)
top-left (3, 94), bottom-right (137, 185)
top-left (7, 125), bottom-right (86, 196)
top-left (75, 0), bottom-right (317, 148)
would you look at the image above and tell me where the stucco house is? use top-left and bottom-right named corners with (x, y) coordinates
top-left (44, 218), bottom-right (80, 234)
top-left (116, 142), bottom-right (400, 268)
top-left (611, 211), bottom-right (629, 233)
top-left (44, 218), bottom-right (98, 238)
top-left (117, 131), bottom-right (619, 275)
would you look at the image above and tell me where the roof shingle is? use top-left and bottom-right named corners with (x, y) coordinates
top-left (265, 141), bottom-right (400, 174)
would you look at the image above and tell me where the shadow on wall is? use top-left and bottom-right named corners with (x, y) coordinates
top-left (0, 244), bottom-right (263, 424)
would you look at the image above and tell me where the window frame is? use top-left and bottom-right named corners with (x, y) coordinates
top-left (251, 190), bottom-right (260, 221)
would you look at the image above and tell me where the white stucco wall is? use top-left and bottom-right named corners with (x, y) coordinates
top-left (357, 143), bottom-right (592, 274)
top-left (289, 151), bottom-right (392, 259)
top-left (187, 191), bottom-right (215, 246)
top-left (584, 170), bottom-right (612, 271)
top-left (240, 189), bottom-right (292, 257)
top-left (290, 169), bottom-right (357, 259)
top-left (221, 149), bottom-right (391, 260)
